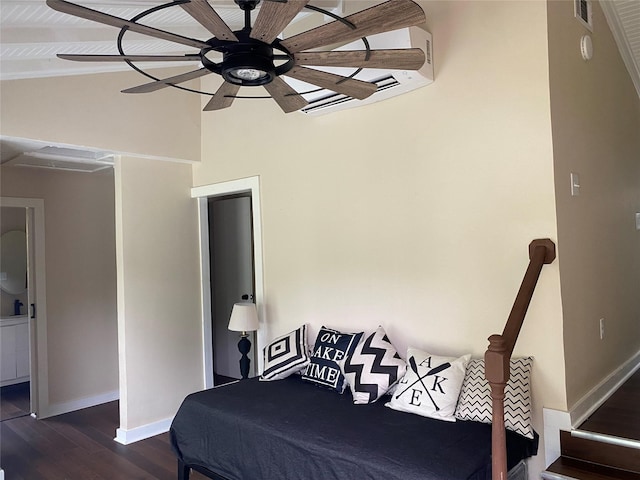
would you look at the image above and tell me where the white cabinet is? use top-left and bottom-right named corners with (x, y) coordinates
top-left (0, 316), bottom-right (30, 386)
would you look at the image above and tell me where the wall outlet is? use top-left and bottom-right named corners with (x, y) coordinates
top-left (599, 318), bottom-right (605, 340)
top-left (570, 173), bottom-right (581, 196)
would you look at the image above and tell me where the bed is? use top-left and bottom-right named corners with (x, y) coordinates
top-left (170, 375), bottom-right (538, 480)
top-left (170, 239), bottom-right (555, 480)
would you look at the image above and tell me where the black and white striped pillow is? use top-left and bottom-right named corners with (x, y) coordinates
top-left (342, 326), bottom-right (406, 404)
top-left (260, 325), bottom-right (310, 381)
top-left (454, 357), bottom-right (534, 438)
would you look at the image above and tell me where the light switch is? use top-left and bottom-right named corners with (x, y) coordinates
top-left (636, 212), bottom-right (640, 231)
top-left (570, 173), bottom-right (580, 196)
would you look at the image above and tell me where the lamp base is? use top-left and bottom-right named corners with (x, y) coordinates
top-left (237, 334), bottom-right (251, 379)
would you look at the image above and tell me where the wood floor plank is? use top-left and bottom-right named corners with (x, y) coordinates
top-left (579, 370), bottom-right (640, 441)
top-left (1, 401), bottom-right (211, 480)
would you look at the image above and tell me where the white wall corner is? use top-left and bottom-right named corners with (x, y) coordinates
top-left (569, 349), bottom-right (640, 427)
top-left (41, 390), bottom-right (119, 419)
top-left (543, 408), bottom-right (572, 467)
top-left (114, 416), bottom-right (173, 445)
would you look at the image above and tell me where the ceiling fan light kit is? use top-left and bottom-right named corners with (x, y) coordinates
top-left (46, 0), bottom-right (429, 113)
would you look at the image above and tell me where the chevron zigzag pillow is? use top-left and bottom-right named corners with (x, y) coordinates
top-left (341, 326), bottom-right (407, 404)
top-left (454, 357), bottom-right (534, 439)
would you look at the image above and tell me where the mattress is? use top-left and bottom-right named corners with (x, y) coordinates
top-left (170, 375), bottom-right (538, 480)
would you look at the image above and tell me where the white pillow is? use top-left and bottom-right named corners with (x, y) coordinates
top-left (455, 357), bottom-right (534, 438)
top-left (260, 325), bottom-right (310, 381)
top-left (386, 348), bottom-right (470, 422)
top-left (341, 326), bottom-right (407, 404)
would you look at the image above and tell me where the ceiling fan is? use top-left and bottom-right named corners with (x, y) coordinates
top-left (47, 0), bottom-right (427, 113)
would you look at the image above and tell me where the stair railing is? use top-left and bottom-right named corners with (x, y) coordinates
top-left (485, 238), bottom-right (556, 480)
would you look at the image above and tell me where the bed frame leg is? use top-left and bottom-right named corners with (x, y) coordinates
top-left (178, 459), bottom-right (190, 480)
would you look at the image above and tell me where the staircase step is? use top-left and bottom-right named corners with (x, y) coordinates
top-left (559, 430), bottom-right (640, 473)
top-left (543, 456), bottom-right (640, 480)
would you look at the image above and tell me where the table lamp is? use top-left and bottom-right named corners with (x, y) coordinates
top-left (228, 302), bottom-right (259, 379)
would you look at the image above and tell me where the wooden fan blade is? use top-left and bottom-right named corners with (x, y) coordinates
top-left (203, 82), bottom-right (240, 111)
top-left (280, 0), bottom-right (425, 53)
top-left (57, 54), bottom-right (200, 62)
top-left (46, 0), bottom-right (209, 49)
top-left (294, 48), bottom-right (425, 70)
top-left (263, 77), bottom-right (308, 113)
top-left (250, 0), bottom-right (308, 45)
top-left (122, 68), bottom-right (211, 94)
top-left (285, 66), bottom-right (376, 100)
top-left (179, 0), bottom-right (238, 42)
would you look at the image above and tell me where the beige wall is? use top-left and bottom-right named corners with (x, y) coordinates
top-left (1, 67), bottom-right (205, 427)
top-left (115, 156), bottom-right (202, 431)
top-left (194, 0), bottom-right (565, 470)
top-left (0, 167), bottom-right (118, 405)
top-left (548, 0), bottom-right (640, 408)
top-left (0, 69), bottom-right (201, 162)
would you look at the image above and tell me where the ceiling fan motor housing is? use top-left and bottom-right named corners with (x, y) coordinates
top-left (221, 42), bottom-right (275, 86)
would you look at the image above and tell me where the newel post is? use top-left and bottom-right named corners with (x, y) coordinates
top-left (485, 334), bottom-right (509, 480)
top-left (485, 238), bottom-right (555, 480)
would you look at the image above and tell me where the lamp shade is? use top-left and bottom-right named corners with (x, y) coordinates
top-left (228, 302), bottom-right (259, 333)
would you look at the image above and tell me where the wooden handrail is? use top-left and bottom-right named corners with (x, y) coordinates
top-left (485, 238), bottom-right (556, 480)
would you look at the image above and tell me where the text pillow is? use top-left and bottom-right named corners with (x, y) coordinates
top-left (302, 326), bottom-right (363, 393)
top-left (260, 325), bottom-right (310, 381)
top-left (386, 348), bottom-right (470, 422)
top-left (342, 326), bottom-right (406, 404)
top-left (455, 357), bottom-right (534, 439)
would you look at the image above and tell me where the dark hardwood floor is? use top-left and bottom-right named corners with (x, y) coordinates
top-left (579, 369), bottom-right (640, 441)
top-left (545, 369), bottom-right (640, 480)
top-left (1, 401), bottom-right (209, 480)
top-left (1, 382), bottom-right (31, 422)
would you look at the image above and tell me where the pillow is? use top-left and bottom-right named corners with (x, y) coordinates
top-left (455, 357), bottom-right (534, 439)
top-left (260, 325), bottom-right (310, 381)
top-left (301, 326), bottom-right (363, 393)
top-left (385, 348), bottom-right (470, 422)
top-left (341, 326), bottom-right (406, 404)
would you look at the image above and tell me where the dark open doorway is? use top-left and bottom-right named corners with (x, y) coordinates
top-left (207, 194), bottom-right (256, 384)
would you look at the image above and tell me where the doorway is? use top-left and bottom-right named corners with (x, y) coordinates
top-left (192, 176), bottom-right (266, 388)
top-left (208, 194), bottom-right (255, 383)
top-left (0, 197), bottom-right (47, 419)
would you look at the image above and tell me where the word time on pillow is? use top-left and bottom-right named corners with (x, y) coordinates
top-left (260, 325), bottom-right (310, 381)
top-left (302, 326), bottom-right (363, 393)
top-left (386, 348), bottom-right (470, 422)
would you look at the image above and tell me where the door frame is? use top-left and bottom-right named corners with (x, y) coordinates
top-left (0, 196), bottom-right (48, 417)
top-left (191, 176), bottom-right (266, 388)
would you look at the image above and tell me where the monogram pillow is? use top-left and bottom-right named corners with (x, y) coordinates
top-left (386, 348), bottom-right (470, 422)
top-left (301, 326), bottom-right (363, 393)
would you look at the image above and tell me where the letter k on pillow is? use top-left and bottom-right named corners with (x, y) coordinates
top-left (386, 348), bottom-right (470, 422)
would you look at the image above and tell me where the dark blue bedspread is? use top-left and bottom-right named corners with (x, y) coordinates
top-left (170, 376), bottom-right (537, 480)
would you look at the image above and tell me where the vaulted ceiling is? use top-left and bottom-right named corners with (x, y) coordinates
top-left (0, 0), bottom-right (638, 98)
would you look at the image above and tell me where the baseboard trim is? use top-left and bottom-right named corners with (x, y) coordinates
top-left (570, 350), bottom-right (640, 427)
top-left (114, 416), bottom-right (173, 445)
top-left (41, 389), bottom-right (119, 418)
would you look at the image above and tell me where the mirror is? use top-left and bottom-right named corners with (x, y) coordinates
top-left (0, 230), bottom-right (27, 295)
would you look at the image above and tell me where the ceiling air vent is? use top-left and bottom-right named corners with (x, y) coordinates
top-left (4, 146), bottom-right (114, 173)
top-left (302, 76), bottom-right (401, 114)
top-left (575, 0), bottom-right (593, 31)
